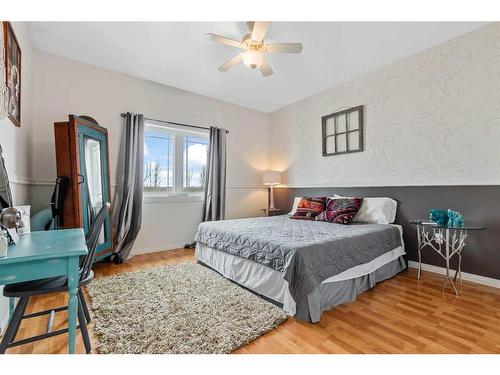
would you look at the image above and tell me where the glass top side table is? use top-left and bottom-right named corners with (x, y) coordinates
top-left (409, 220), bottom-right (485, 296)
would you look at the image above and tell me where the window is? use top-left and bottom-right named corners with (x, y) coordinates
top-left (144, 121), bottom-right (208, 196)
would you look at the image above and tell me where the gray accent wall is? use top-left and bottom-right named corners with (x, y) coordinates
top-left (274, 186), bottom-right (500, 280)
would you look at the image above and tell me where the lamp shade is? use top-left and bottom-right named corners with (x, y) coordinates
top-left (263, 171), bottom-right (281, 185)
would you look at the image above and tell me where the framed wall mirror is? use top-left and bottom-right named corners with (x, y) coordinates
top-left (322, 105), bottom-right (364, 156)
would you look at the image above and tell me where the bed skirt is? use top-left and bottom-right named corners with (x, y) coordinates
top-left (195, 242), bottom-right (406, 323)
top-left (294, 256), bottom-right (406, 322)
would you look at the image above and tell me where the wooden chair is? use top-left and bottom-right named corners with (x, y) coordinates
top-left (0, 203), bottom-right (110, 354)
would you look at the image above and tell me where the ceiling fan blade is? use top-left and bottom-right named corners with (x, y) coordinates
top-left (251, 22), bottom-right (271, 42)
top-left (205, 33), bottom-right (243, 49)
top-left (218, 53), bottom-right (243, 72)
top-left (264, 43), bottom-right (303, 54)
top-left (258, 58), bottom-right (273, 77)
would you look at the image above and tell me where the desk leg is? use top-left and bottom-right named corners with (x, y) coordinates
top-left (8, 298), bottom-right (14, 322)
top-left (67, 256), bottom-right (79, 354)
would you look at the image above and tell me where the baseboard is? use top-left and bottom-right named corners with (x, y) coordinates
top-left (130, 243), bottom-right (188, 256)
top-left (408, 261), bottom-right (500, 289)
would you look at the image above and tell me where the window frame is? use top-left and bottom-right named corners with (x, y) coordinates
top-left (143, 120), bottom-right (209, 201)
top-left (322, 105), bottom-right (364, 156)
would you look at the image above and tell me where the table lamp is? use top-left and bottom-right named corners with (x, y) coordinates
top-left (263, 171), bottom-right (281, 209)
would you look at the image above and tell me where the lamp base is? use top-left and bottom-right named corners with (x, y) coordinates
top-left (268, 184), bottom-right (276, 209)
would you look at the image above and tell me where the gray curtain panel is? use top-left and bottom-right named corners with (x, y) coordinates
top-left (203, 127), bottom-right (227, 222)
top-left (111, 113), bottom-right (144, 263)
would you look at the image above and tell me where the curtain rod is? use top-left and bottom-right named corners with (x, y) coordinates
top-left (120, 113), bottom-right (229, 134)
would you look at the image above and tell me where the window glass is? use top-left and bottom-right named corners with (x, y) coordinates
top-left (183, 136), bottom-right (208, 192)
top-left (143, 128), bottom-right (173, 192)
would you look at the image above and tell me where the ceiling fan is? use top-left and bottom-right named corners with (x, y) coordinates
top-left (205, 22), bottom-right (303, 77)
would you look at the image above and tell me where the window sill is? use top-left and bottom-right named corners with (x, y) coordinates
top-left (143, 194), bottom-right (204, 204)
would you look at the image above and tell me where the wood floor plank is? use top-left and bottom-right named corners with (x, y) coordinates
top-left (2, 248), bottom-right (499, 354)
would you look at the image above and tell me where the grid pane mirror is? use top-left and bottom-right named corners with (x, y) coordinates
top-left (322, 105), bottom-right (364, 156)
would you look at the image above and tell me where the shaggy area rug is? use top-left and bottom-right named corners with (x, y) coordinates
top-left (87, 262), bottom-right (288, 354)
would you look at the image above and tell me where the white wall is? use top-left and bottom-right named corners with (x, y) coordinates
top-left (268, 23), bottom-right (500, 187)
top-left (29, 50), bottom-right (269, 254)
top-left (0, 22), bottom-right (34, 202)
top-left (0, 22), bottom-right (34, 333)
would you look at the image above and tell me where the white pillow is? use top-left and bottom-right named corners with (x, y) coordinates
top-left (288, 197), bottom-right (303, 215)
top-left (334, 194), bottom-right (397, 224)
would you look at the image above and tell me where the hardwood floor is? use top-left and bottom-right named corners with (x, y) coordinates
top-left (2, 248), bottom-right (500, 354)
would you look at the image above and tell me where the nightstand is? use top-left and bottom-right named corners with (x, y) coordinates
top-left (262, 208), bottom-right (283, 217)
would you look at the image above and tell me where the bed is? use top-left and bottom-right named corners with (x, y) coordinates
top-left (194, 215), bottom-right (406, 323)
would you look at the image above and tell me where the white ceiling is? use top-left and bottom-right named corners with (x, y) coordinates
top-left (27, 22), bottom-right (487, 113)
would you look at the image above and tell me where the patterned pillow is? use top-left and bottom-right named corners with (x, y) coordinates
top-left (290, 197), bottom-right (326, 220)
top-left (316, 198), bottom-right (363, 224)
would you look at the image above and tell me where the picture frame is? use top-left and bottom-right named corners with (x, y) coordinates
top-left (15, 205), bottom-right (31, 234)
top-left (3, 21), bottom-right (21, 127)
top-left (322, 105), bottom-right (364, 156)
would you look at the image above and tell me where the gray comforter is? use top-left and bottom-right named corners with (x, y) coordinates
top-left (195, 216), bottom-right (402, 303)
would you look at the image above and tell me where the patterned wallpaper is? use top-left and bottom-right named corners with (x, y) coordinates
top-left (269, 23), bottom-right (500, 187)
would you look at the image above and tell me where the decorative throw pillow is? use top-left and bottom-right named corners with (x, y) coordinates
top-left (316, 198), bottom-right (363, 224)
top-left (290, 197), bottom-right (326, 220)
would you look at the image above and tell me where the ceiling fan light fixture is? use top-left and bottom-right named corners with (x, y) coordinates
top-left (207, 22), bottom-right (303, 77)
top-left (241, 50), bottom-right (264, 69)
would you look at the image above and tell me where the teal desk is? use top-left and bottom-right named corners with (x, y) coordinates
top-left (0, 229), bottom-right (87, 354)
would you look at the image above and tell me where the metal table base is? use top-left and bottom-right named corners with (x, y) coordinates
top-left (416, 225), bottom-right (467, 296)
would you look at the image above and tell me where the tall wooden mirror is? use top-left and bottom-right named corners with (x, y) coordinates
top-left (54, 115), bottom-right (113, 261)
